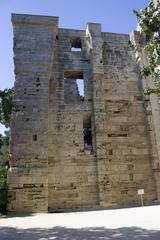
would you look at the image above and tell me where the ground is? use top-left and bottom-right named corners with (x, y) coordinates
top-left (0, 205), bottom-right (160, 239)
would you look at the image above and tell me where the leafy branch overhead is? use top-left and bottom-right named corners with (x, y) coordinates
top-left (134, 0), bottom-right (160, 95)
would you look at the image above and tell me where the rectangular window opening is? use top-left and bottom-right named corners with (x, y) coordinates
top-left (64, 71), bottom-right (84, 103)
top-left (129, 173), bottom-right (133, 181)
top-left (83, 113), bottom-right (92, 151)
top-left (71, 37), bottom-right (82, 52)
top-left (33, 134), bottom-right (37, 141)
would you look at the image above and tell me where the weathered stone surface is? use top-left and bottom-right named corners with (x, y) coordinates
top-left (8, 14), bottom-right (160, 213)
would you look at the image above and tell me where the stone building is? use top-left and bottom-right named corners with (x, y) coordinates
top-left (8, 13), bottom-right (160, 212)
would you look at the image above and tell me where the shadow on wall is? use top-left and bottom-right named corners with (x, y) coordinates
top-left (0, 226), bottom-right (160, 240)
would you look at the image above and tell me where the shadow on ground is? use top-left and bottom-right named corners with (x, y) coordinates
top-left (0, 226), bottom-right (160, 240)
top-left (0, 213), bottom-right (33, 218)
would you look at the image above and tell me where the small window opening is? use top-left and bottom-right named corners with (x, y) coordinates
top-left (71, 37), bottom-right (82, 52)
top-left (36, 77), bottom-right (40, 82)
top-left (129, 173), bottom-right (133, 181)
top-left (24, 88), bottom-right (27, 94)
top-left (108, 149), bottom-right (113, 155)
top-left (83, 113), bottom-right (92, 151)
top-left (33, 134), bottom-right (37, 141)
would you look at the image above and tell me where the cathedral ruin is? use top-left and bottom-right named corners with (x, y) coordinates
top-left (8, 13), bottom-right (160, 212)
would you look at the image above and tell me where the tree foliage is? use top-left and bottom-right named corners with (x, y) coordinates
top-left (0, 133), bottom-right (9, 213)
top-left (0, 88), bottom-right (13, 212)
top-left (0, 132), bottom-right (10, 164)
top-left (0, 88), bottom-right (14, 127)
top-left (134, 0), bottom-right (160, 95)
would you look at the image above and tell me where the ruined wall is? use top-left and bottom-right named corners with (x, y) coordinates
top-left (8, 14), bottom-right (58, 212)
top-left (8, 14), bottom-right (160, 212)
top-left (95, 32), bottom-right (157, 207)
top-left (130, 31), bottom-right (160, 202)
top-left (48, 28), bottom-right (99, 210)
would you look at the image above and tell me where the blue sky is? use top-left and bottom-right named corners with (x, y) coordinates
top-left (0, 0), bottom-right (148, 134)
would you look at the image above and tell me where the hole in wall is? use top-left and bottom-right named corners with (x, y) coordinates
top-left (33, 134), bottom-right (37, 141)
top-left (71, 37), bottom-right (82, 52)
top-left (129, 173), bottom-right (133, 181)
top-left (64, 71), bottom-right (84, 103)
top-left (24, 88), bottom-right (27, 94)
top-left (83, 112), bottom-right (92, 151)
top-left (108, 149), bottom-right (113, 155)
top-left (128, 164), bottom-right (134, 170)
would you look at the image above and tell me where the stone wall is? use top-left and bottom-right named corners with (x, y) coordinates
top-left (8, 14), bottom-right (58, 212)
top-left (8, 14), bottom-right (160, 212)
top-left (48, 27), bottom-right (99, 210)
top-left (96, 32), bottom-right (157, 207)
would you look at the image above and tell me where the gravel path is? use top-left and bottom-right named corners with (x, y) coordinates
top-left (0, 205), bottom-right (160, 239)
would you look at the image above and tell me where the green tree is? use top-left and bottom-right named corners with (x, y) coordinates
top-left (134, 0), bottom-right (160, 95)
top-left (0, 88), bottom-right (13, 213)
top-left (0, 88), bottom-right (14, 127)
top-left (0, 133), bottom-right (9, 213)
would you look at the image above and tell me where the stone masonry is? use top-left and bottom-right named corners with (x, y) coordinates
top-left (8, 13), bottom-right (160, 212)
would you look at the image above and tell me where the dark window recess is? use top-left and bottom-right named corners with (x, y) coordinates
top-left (35, 79), bottom-right (41, 92)
top-left (33, 134), bottom-right (37, 141)
top-left (83, 113), bottom-right (92, 150)
top-left (56, 35), bottom-right (59, 40)
top-left (71, 37), bottom-right (82, 52)
top-left (129, 173), bottom-right (133, 181)
top-left (108, 149), bottom-right (113, 155)
top-left (24, 88), bottom-right (27, 94)
top-left (128, 164), bottom-right (134, 170)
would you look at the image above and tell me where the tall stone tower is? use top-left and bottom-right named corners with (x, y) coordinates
top-left (8, 14), bottom-right (160, 212)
